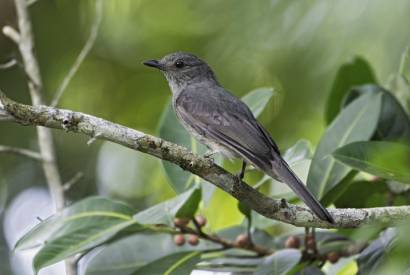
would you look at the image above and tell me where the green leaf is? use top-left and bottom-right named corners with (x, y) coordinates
top-left (97, 142), bottom-right (159, 200)
top-left (254, 249), bottom-right (302, 275)
top-left (357, 228), bottom-right (397, 274)
top-left (237, 201), bottom-right (251, 220)
top-left (29, 197), bottom-right (138, 273)
top-left (343, 84), bottom-right (410, 142)
top-left (259, 139), bottom-right (313, 203)
top-left (307, 92), bottom-right (382, 199)
top-left (325, 57), bottom-right (376, 124)
top-left (15, 215), bottom-right (62, 251)
top-left (203, 188), bottom-right (244, 230)
top-left (326, 256), bottom-right (358, 275)
top-left (298, 266), bottom-right (325, 274)
top-left (204, 256), bottom-right (263, 272)
top-left (15, 197), bottom-right (134, 251)
top-left (134, 187), bottom-right (201, 225)
top-left (242, 87), bottom-right (275, 117)
top-left (175, 187), bottom-right (201, 218)
top-left (132, 251), bottom-right (201, 275)
top-left (386, 74), bottom-right (410, 116)
top-left (320, 170), bottom-right (357, 206)
top-left (158, 102), bottom-right (196, 193)
top-left (85, 233), bottom-right (214, 275)
top-left (333, 180), bottom-right (388, 208)
top-left (282, 139), bottom-right (313, 166)
top-left (333, 141), bottom-right (410, 183)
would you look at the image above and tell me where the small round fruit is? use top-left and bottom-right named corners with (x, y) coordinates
top-left (285, 236), bottom-right (300, 248)
top-left (188, 234), bottom-right (199, 246)
top-left (195, 215), bottom-right (207, 227)
top-left (327, 251), bottom-right (340, 263)
top-left (306, 239), bottom-right (316, 250)
top-left (174, 234), bottom-right (185, 246)
top-left (174, 218), bottom-right (189, 227)
top-left (235, 234), bottom-right (249, 247)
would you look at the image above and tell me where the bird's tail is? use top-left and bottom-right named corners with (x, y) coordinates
top-left (267, 158), bottom-right (334, 223)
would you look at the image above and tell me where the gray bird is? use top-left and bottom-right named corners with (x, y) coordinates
top-left (144, 52), bottom-right (334, 223)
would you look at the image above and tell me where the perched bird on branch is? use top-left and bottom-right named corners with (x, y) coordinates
top-left (144, 52), bottom-right (334, 223)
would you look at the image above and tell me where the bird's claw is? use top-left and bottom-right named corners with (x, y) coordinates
top-left (280, 198), bottom-right (290, 208)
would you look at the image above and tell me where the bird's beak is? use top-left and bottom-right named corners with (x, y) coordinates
top-left (143, 59), bottom-right (163, 70)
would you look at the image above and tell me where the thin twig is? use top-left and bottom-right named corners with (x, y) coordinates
top-left (10, 0), bottom-right (72, 273)
top-left (0, 145), bottom-right (42, 161)
top-left (2, 26), bottom-right (21, 43)
top-left (0, 59), bottom-right (18, 70)
top-left (87, 132), bottom-right (102, 146)
top-left (50, 0), bottom-right (103, 107)
top-left (178, 224), bottom-right (272, 256)
top-left (399, 46), bottom-right (410, 75)
top-left (304, 227), bottom-right (309, 250)
top-left (63, 172), bottom-right (84, 191)
top-left (12, 0), bottom-right (64, 210)
top-left (27, 0), bottom-right (39, 6)
top-left (192, 218), bottom-right (205, 235)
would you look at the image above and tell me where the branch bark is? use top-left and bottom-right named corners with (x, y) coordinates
top-left (1, 91), bottom-right (409, 229)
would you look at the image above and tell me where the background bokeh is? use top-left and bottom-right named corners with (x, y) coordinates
top-left (1, 0), bottom-right (410, 274)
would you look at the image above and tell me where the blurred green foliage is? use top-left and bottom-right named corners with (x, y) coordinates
top-left (1, 0), bottom-right (410, 274)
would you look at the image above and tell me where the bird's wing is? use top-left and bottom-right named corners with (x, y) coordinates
top-left (175, 86), bottom-right (334, 223)
top-left (175, 86), bottom-right (279, 168)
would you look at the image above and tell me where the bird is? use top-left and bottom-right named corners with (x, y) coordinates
top-left (143, 52), bottom-right (334, 223)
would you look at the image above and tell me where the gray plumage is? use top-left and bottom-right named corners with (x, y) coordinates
top-left (144, 52), bottom-right (334, 223)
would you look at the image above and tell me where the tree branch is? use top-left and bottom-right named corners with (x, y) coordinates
top-left (8, 0), bottom-right (74, 273)
top-left (0, 59), bottom-right (18, 70)
top-left (11, 0), bottom-right (65, 212)
top-left (63, 172), bottom-right (84, 191)
top-left (2, 91), bottom-right (410, 229)
top-left (0, 145), bottom-right (42, 160)
top-left (2, 26), bottom-right (21, 44)
top-left (178, 223), bottom-right (272, 256)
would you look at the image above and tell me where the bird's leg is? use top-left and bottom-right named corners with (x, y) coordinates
top-left (236, 161), bottom-right (247, 181)
top-left (246, 213), bottom-right (254, 247)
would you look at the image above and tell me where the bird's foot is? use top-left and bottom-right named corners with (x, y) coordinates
top-left (280, 198), bottom-right (290, 208)
top-left (234, 161), bottom-right (247, 183)
top-left (234, 172), bottom-right (245, 184)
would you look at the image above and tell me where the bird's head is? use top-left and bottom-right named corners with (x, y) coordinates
top-left (143, 52), bottom-right (217, 92)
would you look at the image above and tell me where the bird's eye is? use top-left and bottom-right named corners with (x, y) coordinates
top-left (175, 60), bottom-right (185, 68)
